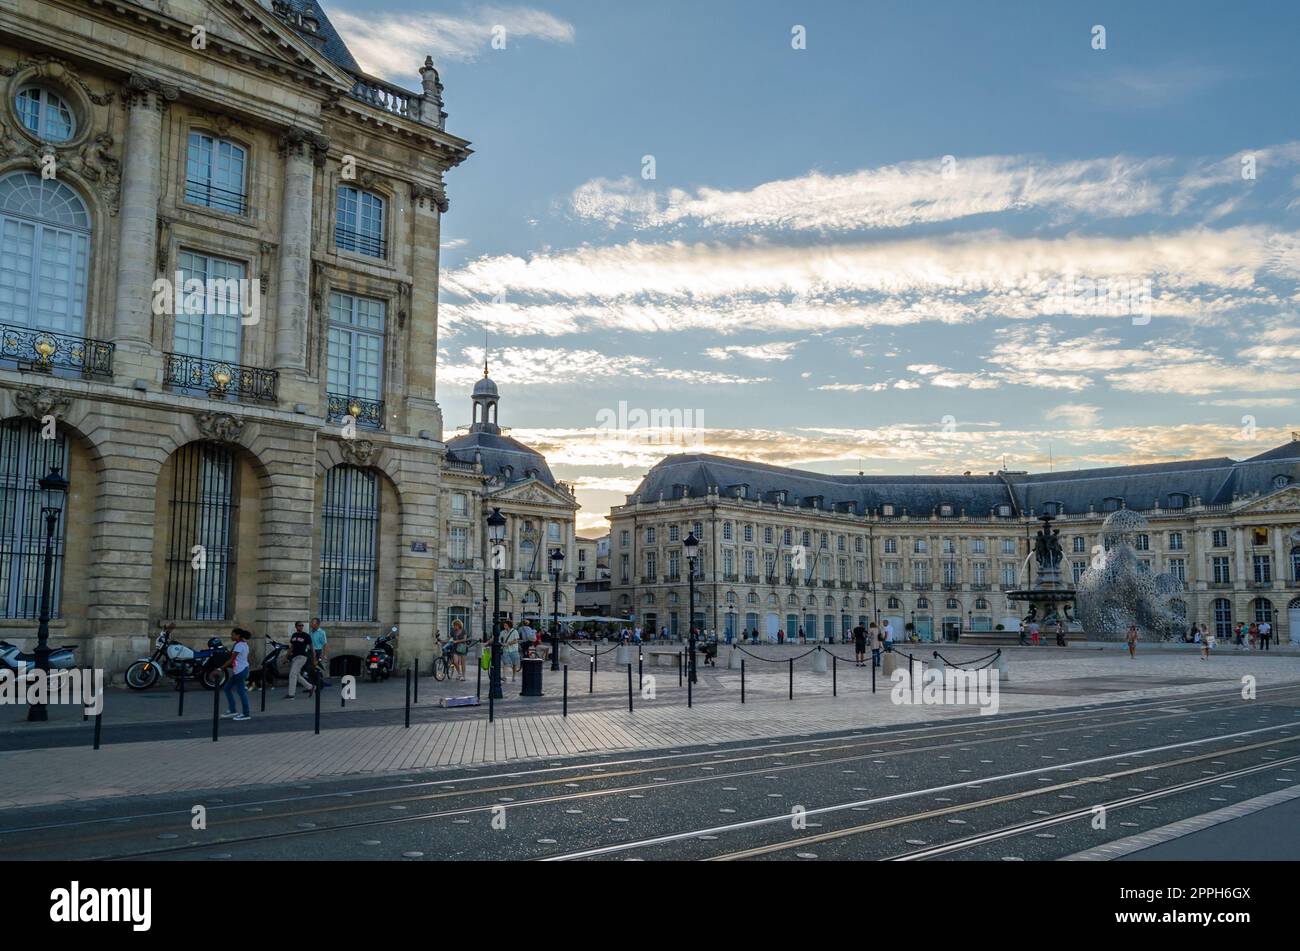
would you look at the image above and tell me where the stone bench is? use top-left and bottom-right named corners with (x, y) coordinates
top-left (642, 648), bottom-right (684, 669)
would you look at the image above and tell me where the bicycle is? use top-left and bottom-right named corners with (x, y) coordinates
top-left (432, 640), bottom-right (456, 682)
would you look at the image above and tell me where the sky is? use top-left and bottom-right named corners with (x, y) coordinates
top-left (320, 0), bottom-right (1300, 533)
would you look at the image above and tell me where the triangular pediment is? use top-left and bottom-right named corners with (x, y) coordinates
top-left (488, 478), bottom-right (574, 508)
top-left (127, 0), bottom-right (356, 89)
top-left (1238, 485), bottom-right (1300, 515)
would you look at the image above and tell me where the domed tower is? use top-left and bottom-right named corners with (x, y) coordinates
top-left (470, 360), bottom-right (500, 435)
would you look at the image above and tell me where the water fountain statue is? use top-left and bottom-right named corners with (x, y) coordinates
top-left (1075, 509), bottom-right (1187, 641)
top-left (1007, 513), bottom-right (1079, 634)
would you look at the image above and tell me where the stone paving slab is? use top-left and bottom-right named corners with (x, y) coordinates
top-left (2, 652), bottom-right (1299, 809)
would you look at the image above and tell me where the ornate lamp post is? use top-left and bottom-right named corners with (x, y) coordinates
top-left (28, 465), bottom-right (68, 723)
top-left (487, 507), bottom-right (506, 701)
top-left (684, 531), bottom-right (700, 685)
top-left (549, 547), bottom-right (564, 671)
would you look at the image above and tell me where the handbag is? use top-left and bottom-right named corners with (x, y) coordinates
top-left (480, 646), bottom-right (491, 671)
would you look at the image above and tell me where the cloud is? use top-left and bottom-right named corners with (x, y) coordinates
top-left (441, 346), bottom-right (768, 387)
top-left (1045, 403), bottom-right (1102, 428)
top-left (327, 4), bottom-right (575, 78)
top-left (704, 342), bottom-right (801, 362)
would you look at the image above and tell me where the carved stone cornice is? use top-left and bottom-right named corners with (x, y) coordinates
top-left (195, 412), bottom-right (245, 444)
top-left (123, 73), bottom-right (180, 111)
top-left (339, 438), bottom-right (377, 467)
top-left (12, 386), bottom-right (71, 422)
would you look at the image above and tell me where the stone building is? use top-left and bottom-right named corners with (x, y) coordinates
top-left (0, 0), bottom-right (475, 674)
top-left (609, 439), bottom-right (1300, 643)
top-left (574, 533), bottom-right (610, 616)
top-left (438, 368), bottom-right (578, 638)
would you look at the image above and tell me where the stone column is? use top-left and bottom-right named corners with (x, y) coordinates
top-left (274, 129), bottom-right (325, 379)
top-left (405, 183), bottom-right (446, 437)
top-left (113, 74), bottom-right (177, 353)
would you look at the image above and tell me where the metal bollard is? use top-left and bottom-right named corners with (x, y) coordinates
top-left (405, 669), bottom-right (412, 728)
top-left (477, 661), bottom-right (482, 700)
top-left (260, 670), bottom-right (267, 713)
top-left (563, 665), bottom-right (568, 717)
top-left (212, 679), bottom-right (220, 742)
top-left (678, 651), bottom-right (683, 687)
top-left (589, 653), bottom-right (594, 693)
top-left (741, 659), bottom-right (745, 704)
top-left (789, 658), bottom-right (794, 700)
top-left (872, 657), bottom-right (876, 694)
top-left (315, 679), bottom-right (322, 735)
top-left (627, 663), bottom-right (633, 713)
top-left (93, 711), bottom-right (102, 750)
top-left (833, 655), bottom-right (837, 697)
top-left (638, 652), bottom-right (643, 693)
top-left (178, 673), bottom-right (185, 717)
top-left (413, 658), bottom-right (419, 705)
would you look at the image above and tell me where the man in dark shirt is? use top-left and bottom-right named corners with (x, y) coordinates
top-left (285, 621), bottom-right (316, 699)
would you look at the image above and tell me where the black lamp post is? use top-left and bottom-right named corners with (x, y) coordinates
top-left (487, 507), bottom-right (506, 701)
top-left (684, 531), bottom-right (700, 685)
top-left (549, 547), bottom-right (564, 671)
top-left (28, 465), bottom-right (68, 723)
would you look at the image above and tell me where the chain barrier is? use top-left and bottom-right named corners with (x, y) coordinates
top-left (730, 643), bottom-right (823, 662)
top-left (931, 648), bottom-right (1002, 671)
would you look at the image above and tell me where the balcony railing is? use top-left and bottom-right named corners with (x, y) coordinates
top-left (883, 582), bottom-right (903, 591)
top-left (335, 226), bottom-right (387, 260)
top-left (164, 353), bottom-right (277, 403)
top-left (1, 322), bottom-right (114, 378)
top-left (184, 179), bottom-right (248, 216)
top-left (972, 583), bottom-right (991, 591)
top-left (665, 573), bottom-right (681, 583)
top-left (744, 574), bottom-right (760, 584)
top-left (327, 392), bottom-right (385, 430)
top-left (641, 575), bottom-right (657, 584)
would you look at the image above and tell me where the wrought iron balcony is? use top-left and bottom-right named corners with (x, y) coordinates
top-left (1, 322), bottom-right (114, 378)
top-left (882, 582), bottom-right (904, 591)
top-left (335, 226), bottom-right (387, 259)
top-left (641, 574), bottom-right (658, 584)
top-left (972, 583), bottom-right (992, 591)
top-left (164, 353), bottom-right (277, 402)
top-left (327, 392), bottom-right (385, 430)
top-left (744, 574), bottom-right (760, 584)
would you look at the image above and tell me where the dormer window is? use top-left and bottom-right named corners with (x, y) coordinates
top-left (1167, 492), bottom-right (1189, 509)
top-left (881, 503), bottom-right (896, 517)
top-left (1102, 497), bottom-right (1123, 512)
top-left (996, 504), bottom-right (1012, 518)
top-left (938, 503), bottom-right (955, 517)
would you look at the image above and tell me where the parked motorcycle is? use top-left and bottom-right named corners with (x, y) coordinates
top-left (0, 639), bottom-right (78, 677)
top-left (124, 631), bottom-right (229, 690)
top-left (364, 626), bottom-right (399, 682)
top-left (261, 636), bottom-right (290, 684)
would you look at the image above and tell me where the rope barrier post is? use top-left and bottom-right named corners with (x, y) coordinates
top-left (477, 659), bottom-right (483, 700)
top-left (678, 649), bottom-right (683, 687)
top-left (638, 651), bottom-right (643, 693)
top-left (177, 672), bottom-right (185, 717)
top-left (833, 654), bottom-right (837, 697)
top-left (872, 655), bottom-right (876, 694)
top-left (628, 663), bottom-right (633, 713)
top-left (789, 657), bottom-right (793, 700)
top-left (413, 656), bottom-right (419, 705)
top-left (594, 643), bottom-right (598, 674)
top-left (589, 652), bottom-right (594, 693)
top-left (741, 658), bottom-right (745, 704)
top-left (211, 677), bottom-right (220, 743)
top-left (563, 665), bottom-right (568, 717)
top-left (92, 711), bottom-right (102, 750)
top-left (261, 668), bottom-right (268, 713)
top-left (314, 677), bottom-right (321, 735)
top-left (404, 668), bottom-right (411, 729)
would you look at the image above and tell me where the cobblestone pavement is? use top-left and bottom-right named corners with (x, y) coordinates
top-left (1, 647), bottom-right (1298, 809)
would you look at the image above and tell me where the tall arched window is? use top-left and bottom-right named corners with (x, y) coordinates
top-left (0, 419), bottom-right (68, 618)
top-left (185, 131), bottom-right (248, 215)
top-left (1213, 598), bottom-right (1233, 638)
top-left (1292, 546), bottom-right (1300, 583)
top-left (165, 443), bottom-right (237, 620)
top-left (335, 185), bottom-right (386, 258)
top-left (319, 465), bottom-right (378, 622)
top-left (0, 172), bottom-right (90, 335)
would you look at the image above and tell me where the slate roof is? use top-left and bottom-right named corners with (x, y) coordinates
top-left (446, 431), bottom-right (558, 489)
top-left (628, 439), bottom-right (1300, 517)
top-left (280, 0), bottom-right (362, 73)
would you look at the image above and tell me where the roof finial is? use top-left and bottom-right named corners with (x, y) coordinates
top-left (483, 331), bottom-right (489, 378)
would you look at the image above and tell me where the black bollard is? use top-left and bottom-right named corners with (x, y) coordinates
top-left (212, 679), bottom-right (220, 743)
top-left (563, 665), bottom-right (568, 717)
top-left (476, 661), bottom-right (482, 700)
top-left (178, 673), bottom-right (185, 717)
top-left (789, 658), bottom-right (794, 700)
top-left (678, 650), bottom-right (683, 687)
top-left (833, 655), bottom-right (837, 697)
top-left (404, 669), bottom-right (412, 728)
top-left (92, 711), bottom-right (102, 750)
top-left (589, 654), bottom-right (594, 694)
top-left (741, 659), bottom-right (745, 704)
top-left (314, 678), bottom-right (322, 735)
top-left (593, 644), bottom-right (598, 675)
top-left (413, 658), bottom-right (419, 705)
top-left (261, 671), bottom-right (267, 713)
top-left (872, 657), bottom-right (876, 694)
top-left (687, 655), bottom-right (693, 709)
top-left (638, 652), bottom-right (643, 693)
top-left (627, 663), bottom-right (633, 713)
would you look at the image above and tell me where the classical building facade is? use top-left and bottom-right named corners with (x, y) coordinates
top-left (574, 533), bottom-right (610, 616)
top-left (438, 369), bottom-right (578, 638)
top-left (609, 439), bottom-right (1300, 643)
top-left (0, 0), bottom-right (473, 674)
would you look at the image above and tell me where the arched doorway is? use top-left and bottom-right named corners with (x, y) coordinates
top-left (1288, 597), bottom-right (1300, 647)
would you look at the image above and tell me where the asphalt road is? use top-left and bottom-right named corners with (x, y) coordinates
top-left (2, 680), bottom-right (1297, 861)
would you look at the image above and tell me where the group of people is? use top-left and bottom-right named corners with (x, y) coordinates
top-left (439, 618), bottom-right (543, 682)
top-left (1126, 618), bottom-right (1277, 660)
top-left (220, 618), bottom-right (331, 722)
top-left (1017, 619), bottom-right (1069, 647)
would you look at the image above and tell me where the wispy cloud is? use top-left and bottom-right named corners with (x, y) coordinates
top-left (327, 4), bottom-right (575, 79)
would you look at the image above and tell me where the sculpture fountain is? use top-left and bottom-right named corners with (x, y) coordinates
top-left (1006, 513), bottom-right (1080, 636)
top-left (1075, 509), bottom-right (1187, 641)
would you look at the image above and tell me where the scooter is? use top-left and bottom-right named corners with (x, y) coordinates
top-left (124, 631), bottom-right (229, 691)
top-left (364, 626), bottom-right (399, 682)
top-left (261, 636), bottom-right (290, 684)
top-left (0, 639), bottom-right (78, 677)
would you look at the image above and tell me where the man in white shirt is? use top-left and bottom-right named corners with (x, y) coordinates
top-left (1260, 619), bottom-right (1272, 650)
top-left (882, 619), bottom-right (895, 650)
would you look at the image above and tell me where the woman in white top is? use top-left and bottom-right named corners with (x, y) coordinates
top-left (221, 628), bottom-right (252, 721)
top-left (501, 620), bottom-right (521, 680)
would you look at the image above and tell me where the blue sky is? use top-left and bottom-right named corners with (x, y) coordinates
top-left (322, 0), bottom-right (1300, 531)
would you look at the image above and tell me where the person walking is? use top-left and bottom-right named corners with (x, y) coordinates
top-left (308, 617), bottom-right (330, 687)
top-left (1018, 619), bottom-right (1028, 646)
top-left (1234, 621), bottom-right (1246, 650)
top-left (501, 619), bottom-right (521, 681)
top-left (1260, 618), bottom-right (1272, 651)
top-left (284, 621), bottom-right (316, 699)
top-left (882, 619), bottom-right (895, 652)
top-left (869, 621), bottom-right (882, 668)
top-left (450, 618), bottom-right (469, 681)
top-left (853, 623), bottom-right (868, 667)
top-left (1248, 621), bottom-right (1259, 650)
top-left (1202, 625), bottom-right (1216, 660)
top-left (1125, 624), bottom-right (1138, 659)
top-left (221, 628), bottom-right (252, 721)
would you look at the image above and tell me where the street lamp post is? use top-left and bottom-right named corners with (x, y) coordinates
top-left (684, 531), bottom-right (700, 685)
top-left (28, 466), bottom-right (68, 723)
top-left (487, 508), bottom-right (506, 701)
top-left (549, 547), bottom-right (564, 671)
